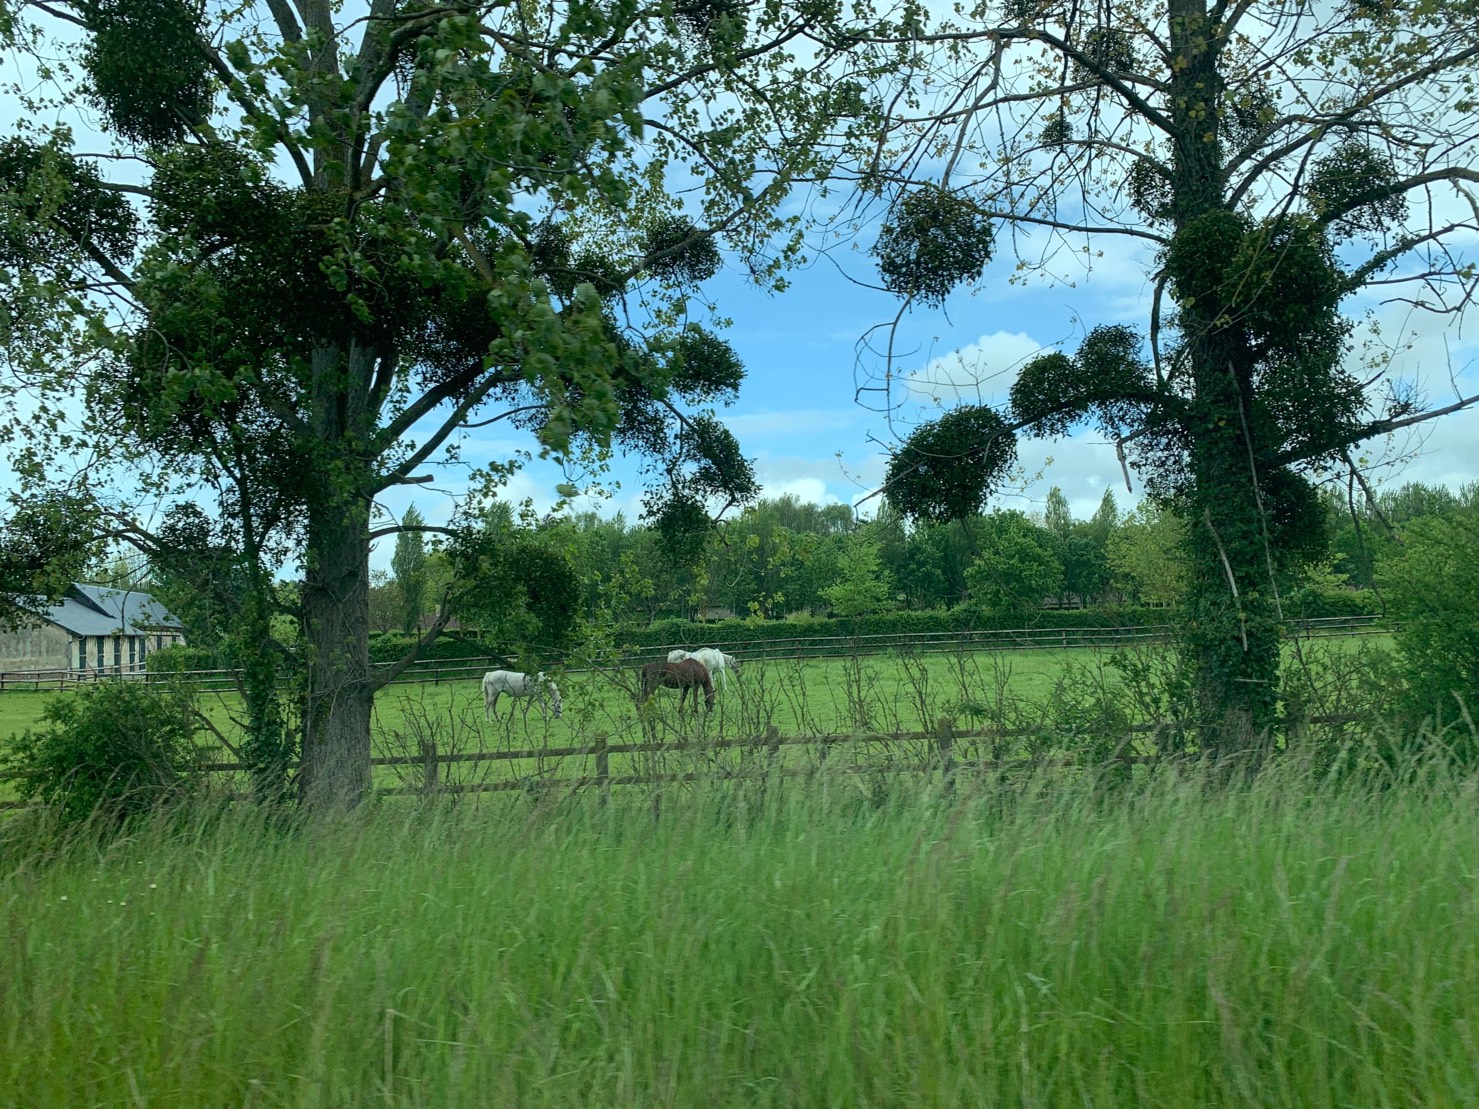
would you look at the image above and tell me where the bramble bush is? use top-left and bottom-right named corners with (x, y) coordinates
top-left (0, 680), bottom-right (207, 827)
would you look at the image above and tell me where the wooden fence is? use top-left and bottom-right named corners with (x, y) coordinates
top-left (0, 712), bottom-right (1366, 813)
top-left (0, 614), bottom-right (1387, 693)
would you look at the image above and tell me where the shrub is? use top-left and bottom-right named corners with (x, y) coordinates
top-left (0, 681), bottom-right (207, 827)
top-left (1382, 513), bottom-right (1479, 754)
top-left (1284, 584), bottom-right (1379, 620)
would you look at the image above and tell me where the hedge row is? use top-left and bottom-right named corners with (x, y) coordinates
top-left (1284, 586), bottom-right (1382, 619)
top-left (620, 592), bottom-right (1380, 651)
top-left (367, 633), bottom-right (507, 666)
top-left (144, 645), bottom-right (222, 673)
top-left (619, 606), bottom-right (1171, 652)
top-left (146, 635), bottom-right (510, 673)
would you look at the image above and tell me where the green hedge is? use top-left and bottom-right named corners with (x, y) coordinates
top-left (145, 637), bottom-right (509, 672)
top-left (367, 633), bottom-right (508, 666)
top-left (619, 606), bottom-right (1171, 651)
top-left (1284, 587), bottom-right (1381, 620)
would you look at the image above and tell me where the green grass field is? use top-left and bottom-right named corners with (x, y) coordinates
top-left (0, 648), bottom-right (1104, 798)
top-left (3, 763), bottom-right (1476, 1106)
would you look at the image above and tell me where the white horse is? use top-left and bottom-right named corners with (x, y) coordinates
top-left (666, 648), bottom-right (741, 688)
top-left (481, 670), bottom-right (562, 721)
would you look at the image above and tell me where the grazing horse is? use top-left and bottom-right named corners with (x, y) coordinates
top-left (665, 647), bottom-right (741, 689)
top-left (639, 658), bottom-right (715, 712)
top-left (481, 670), bottom-right (562, 721)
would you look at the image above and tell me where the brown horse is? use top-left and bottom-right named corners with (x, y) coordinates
top-left (637, 658), bottom-right (715, 712)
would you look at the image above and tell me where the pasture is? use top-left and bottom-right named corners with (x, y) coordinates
top-left (0, 634), bottom-right (1390, 802)
top-left (0, 647), bottom-right (1092, 798)
top-left (4, 763), bottom-right (1478, 1106)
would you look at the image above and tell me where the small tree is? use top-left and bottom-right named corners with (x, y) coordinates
top-left (1061, 528), bottom-right (1112, 607)
top-left (823, 536), bottom-right (895, 618)
top-left (1107, 504), bottom-right (1190, 609)
top-left (1043, 486), bottom-right (1074, 541)
top-left (367, 571), bottom-right (399, 634)
top-left (964, 511), bottom-right (1063, 623)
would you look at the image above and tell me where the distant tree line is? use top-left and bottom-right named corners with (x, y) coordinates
top-left (350, 481), bottom-right (1471, 637)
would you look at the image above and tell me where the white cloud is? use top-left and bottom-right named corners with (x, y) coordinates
top-left (754, 455), bottom-right (850, 503)
top-left (903, 330), bottom-right (1053, 405)
top-left (759, 474), bottom-right (835, 505)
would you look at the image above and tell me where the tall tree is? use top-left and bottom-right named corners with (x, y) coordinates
top-left (1043, 486), bottom-right (1074, 540)
top-left (1087, 490), bottom-right (1120, 545)
top-left (868, 0), bottom-right (1479, 755)
top-left (391, 505), bottom-right (428, 635)
top-left (0, 0), bottom-right (895, 807)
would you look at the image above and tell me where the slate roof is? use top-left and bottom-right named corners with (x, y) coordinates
top-left (33, 584), bottom-right (185, 638)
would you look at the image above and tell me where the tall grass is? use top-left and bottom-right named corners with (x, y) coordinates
top-left (3, 761), bottom-right (1477, 1106)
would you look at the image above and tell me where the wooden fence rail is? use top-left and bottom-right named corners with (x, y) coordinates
top-left (2, 714), bottom-right (1364, 813)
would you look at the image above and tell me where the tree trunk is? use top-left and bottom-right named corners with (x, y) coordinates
top-left (295, 340), bottom-right (380, 811)
top-left (1182, 350), bottom-right (1282, 763)
top-left (298, 492), bottom-right (375, 810)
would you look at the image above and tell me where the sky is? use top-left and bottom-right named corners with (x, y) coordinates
top-left (380, 216), bottom-right (1479, 565)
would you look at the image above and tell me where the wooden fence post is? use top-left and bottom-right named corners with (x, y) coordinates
top-left (764, 724), bottom-right (781, 757)
top-left (935, 716), bottom-right (956, 792)
top-left (594, 732), bottom-right (610, 805)
top-left (421, 732), bottom-right (439, 795)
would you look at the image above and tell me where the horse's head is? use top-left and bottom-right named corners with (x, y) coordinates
top-left (547, 681), bottom-right (563, 718)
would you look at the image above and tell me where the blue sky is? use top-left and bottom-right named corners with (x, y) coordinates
top-left (384, 219), bottom-right (1479, 568)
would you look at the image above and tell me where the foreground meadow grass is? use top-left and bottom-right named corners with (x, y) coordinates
top-left (3, 762), bottom-right (1477, 1107)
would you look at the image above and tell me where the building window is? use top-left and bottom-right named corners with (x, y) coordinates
top-left (95, 637), bottom-right (104, 669)
top-left (128, 638), bottom-right (136, 668)
top-left (155, 635), bottom-right (163, 652)
top-left (77, 638), bottom-right (85, 670)
top-left (113, 637), bottom-right (121, 669)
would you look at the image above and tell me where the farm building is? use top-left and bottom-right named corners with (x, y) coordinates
top-left (0, 583), bottom-right (185, 676)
